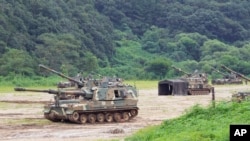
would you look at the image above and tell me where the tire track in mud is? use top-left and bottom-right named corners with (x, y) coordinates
top-left (0, 100), bottom-right (50, 104)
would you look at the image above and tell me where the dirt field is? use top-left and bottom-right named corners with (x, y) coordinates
top-left (0, 85), bottom-right (249, 141)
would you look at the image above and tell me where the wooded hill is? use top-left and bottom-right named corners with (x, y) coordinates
top-left (1, 0), bottom-right (250, 80)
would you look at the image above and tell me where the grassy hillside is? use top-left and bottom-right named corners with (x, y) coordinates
top-left (126, 101), bottom-right (250, 141)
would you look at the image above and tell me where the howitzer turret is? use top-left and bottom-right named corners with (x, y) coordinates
top-left (39, 64), bottom-right (85, 88)
top-left (221, 65), bottom-right (250, 82)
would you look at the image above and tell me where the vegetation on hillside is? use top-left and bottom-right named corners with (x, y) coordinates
top-left (126, 101), bottom-right (250, 141)
top-left (1, 0), bottom-right (250, 82)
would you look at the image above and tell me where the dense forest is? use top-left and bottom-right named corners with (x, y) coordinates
top-left (1, 0), bottom-right (250, 81)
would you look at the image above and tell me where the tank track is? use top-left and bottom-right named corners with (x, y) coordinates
top-left (44, 109), bottom-right (138, 124)
top-left (188, 89), bottom-right (210, 95)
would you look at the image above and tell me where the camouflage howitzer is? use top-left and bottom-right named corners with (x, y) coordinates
top-left (14, 78), bottom-right (139, 124)
top-left (39, 64), bottom-right (85, 88)
top-left (211, 67), bottom-right (232, 85)
top-left (221, 65), bottom-right (248, 84)
top-left (170, 66), bottom-right (212, 95)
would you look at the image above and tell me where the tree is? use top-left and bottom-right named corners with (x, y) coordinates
top-left (0, 48), bottom-right (35, 76)
top-left (145, 58), bottom-right (172, 79)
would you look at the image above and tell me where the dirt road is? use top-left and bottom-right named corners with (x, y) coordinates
top-left (0, 85), bottom-right (249, 141)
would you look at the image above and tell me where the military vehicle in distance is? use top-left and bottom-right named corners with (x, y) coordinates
top-left (15, 76), bottom-right (139, 124)
top-left (231, 91), bottom-right (250, 102)
top-left (219, 65), bottom-right (250, 102)
top-left (211, 66), bottom-right (243, 85)
top-left (158, 66), bottom-right (213, 96)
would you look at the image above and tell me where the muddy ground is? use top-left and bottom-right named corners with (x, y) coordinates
top-left (0, 85), bottom-right (249, 141)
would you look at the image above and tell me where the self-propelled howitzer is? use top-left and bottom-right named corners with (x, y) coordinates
top-left (14, 83), bottom-right (139, 124)
top-left (211, 66), bottom-right (243, 85)
top-left (221, 65), bottom-right (250, 82)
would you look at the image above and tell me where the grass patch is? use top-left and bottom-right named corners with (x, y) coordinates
top-left (126, 101), bottom-right (250, 141)
top-left (124, 80), bottom-right (158, 89)
top-left (2, 118), bottom-right (52, 126)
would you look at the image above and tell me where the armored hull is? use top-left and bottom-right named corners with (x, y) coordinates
top-left (211, 78), bottom-right (243, 85)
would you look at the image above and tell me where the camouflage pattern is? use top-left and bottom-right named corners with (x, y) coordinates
top-left (171, 66), bottom-right (213, 95)
top-left (221, 65), bottom-right (249, 84)
top-left (211, 66), bottom-right (243, 85)
top-left (15, 64), bottom-right (138, 124)
top-left (231, 92), bottom-right (250, 102)
top-left (15, 77), bottom-right (139, 124)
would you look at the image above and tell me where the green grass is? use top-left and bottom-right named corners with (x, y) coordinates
top-left (2, 118), bottom-right (51, 125)
top-left (125, 101), bottom-right (250, 141)
top-left (124, 80), bottom-right (158, 89)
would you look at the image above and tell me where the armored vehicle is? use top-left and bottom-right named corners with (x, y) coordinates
top-left (220, 65), bottom-right (250, 102)
top-left (231, 92), bottom-right (250, 102)
top-left (14, 77), bottom-right (139, 124)
top-left (211, 66), bottom-right (243, 85)
top-left (158, 66), bottom-right (213, 95)
top-left (221, 65), bottom-right (247, 84)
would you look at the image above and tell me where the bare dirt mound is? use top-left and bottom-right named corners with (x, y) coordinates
top-left (0, 85), bottom-right (249, 141)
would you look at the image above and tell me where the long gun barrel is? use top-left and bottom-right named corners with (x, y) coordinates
top-left (39, 64), bottom-right (84, 87)
top-left (221, 65), bottom-right (250, 81)
top-left (211, 67), bottom-right (228, 76)
top-left (14, 87), bottom-right (86, 95)
top-left (171, 66), bottom-right (192, 76)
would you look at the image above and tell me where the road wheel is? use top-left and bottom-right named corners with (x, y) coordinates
top-left (105, 113), bottom-right (113, 122)
top-left (114, 112), bottom-right (121, 122)
top-left (72, 112), bottom-right (80, 122)
top-left (88, 114), bottom-right (96, 124)
top-left (130, 109), bottom-right (138, 118)
top-left (48, 110), bottom-right (60, 122)
top-left (80, 114), bottom-right (87, 124)
top-left (122, 112), bottom-right (129, 121)
top-left (97, 113), bottom-right (105, 123)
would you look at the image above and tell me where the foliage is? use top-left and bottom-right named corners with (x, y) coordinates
top-left (145, 58), bottom-right (172, 79)
top-left (1, 0), bottom-right (250, 80)
top-left (0, 49), bottom-right (35, 76)
top-left (126, 101), bottom-right (250, 141)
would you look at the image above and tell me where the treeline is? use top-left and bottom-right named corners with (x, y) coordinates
top-left (0, 0), bottom-right (250, 81)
